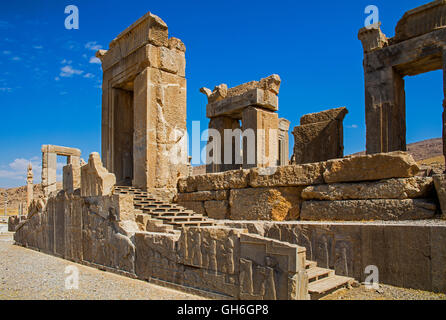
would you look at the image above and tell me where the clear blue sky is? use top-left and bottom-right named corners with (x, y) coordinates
top-left (0, 0), bottom-right (442, 188)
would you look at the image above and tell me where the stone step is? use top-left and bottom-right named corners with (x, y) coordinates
top-left (171, 221), bottom-right (215, 227)
top-left (308, 275), bottom-right (354, 300)
top-left (116, 186), bottom-right (215, 231)
top-left (307, 267), bottom-right (334, 283)
top-left (305, 260), bottom-right (317, 269)
top-left (152, 211), bottom-right (204, 218)
top-left (157, 215), bottom-right (207, 223)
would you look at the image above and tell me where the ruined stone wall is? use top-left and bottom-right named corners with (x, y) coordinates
top-left (224, 220), bottom-right (446, 293)
top-left (176, 152), bottom-right (439, 221)
top-left (12, 191), bottom-right (308, 300)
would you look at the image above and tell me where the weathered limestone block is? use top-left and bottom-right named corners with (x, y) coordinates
top-left (63, 164), bottom-right (81, 194)
top-left (357, 23), bottom-right (388, 53)
top-left (433, 174), bottom-right (446, 219)
top-left (14, 197), bottom-right (50, 253)
top-left (102, 12), bottom-right (169, 71)
top-left (302, 177), bottom-right (434, 200)
top-left (135, 231), bottom-right (183, 284)
top-left (81, 152), bottom-right (116, 197)
top-left (229, 187), bottom-right (303, 221)
top-left (323, 151), bottom-right (419, 183)
top-left (132, 67), bottom-right (188, 190)
top-left (177, 201), bottom-right (206, 215)
top-left (239, 233), bottom-right (308, 300)
top-left (278, 118), bottom-right (290, 166)
top-left (241, 107), bottom-right (279, 169)
top-left (81, 206), bottom-right (135, 273)
top-left (204, 200), bottom-right (229, 219)
top-left (292, 107), bottom-right (348, 165)
top-left (176, 190), bottom-right (228, 202)
top-left (178, 169), bottom-right (250, 193)
top-left (83, 194), bottom-right (136, 222)
top-left (394, 0), bottom-right (446, 43)
top-left (41, 150), bottom-right (57, 197)
top-left (249, 163), bottom-right (325, 188)
top-left (203, 75), bottom-right (281, 118)
top-left (301, 199), bottom-right (437, 221)
top-left (178, 227), bottom-right (242, 297)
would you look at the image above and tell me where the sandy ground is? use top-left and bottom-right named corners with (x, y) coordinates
top-left (0, 232), bottom-right (205, 300)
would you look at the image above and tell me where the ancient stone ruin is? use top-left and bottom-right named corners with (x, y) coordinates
top-left (201, 75), bottom-right (284, 173)
top-left (8, 1), bottom-right (446, 299)
top-left (292, 107), bottom-right (348, 164)
top-left (358, 0), bottom-right (446, 156)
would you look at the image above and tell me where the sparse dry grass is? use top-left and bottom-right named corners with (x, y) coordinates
top-left (418, 155), bottom-right (445, 166)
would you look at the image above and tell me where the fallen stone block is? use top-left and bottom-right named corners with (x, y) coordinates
top-left (249, 163), bottom-right (325, 188)
top-left (323, 151), bottom-right (419, 183)
top-left (302, 177), bottom-right (434, 200)
top-left (229, 187), bottom-right (303, 221)
top-left (301, 199), bottom-right (437, 221)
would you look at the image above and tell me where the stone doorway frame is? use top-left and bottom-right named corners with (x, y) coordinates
top-left (358, 2), bottom-right (446, 158)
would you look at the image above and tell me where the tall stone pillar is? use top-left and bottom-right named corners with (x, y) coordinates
top-left (364, 67), bottom-right (406, 154)
top-left (42, 149), bottom-right (57, 197)
top-left (26, 163), bottom-right (33, 210)
top-left (278, 118), bottom-right (290, 166)
top-left (242, 107), bottom-right (279, 169)
top-left (132, 65), bottom-right (188, 190)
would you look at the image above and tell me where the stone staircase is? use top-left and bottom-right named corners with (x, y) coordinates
top-left (114, 185), bottom-right (355, 299)
top-left (304, 260), bottom-right (354, 299)
top-left (113, 186), bottom-right (219, 231)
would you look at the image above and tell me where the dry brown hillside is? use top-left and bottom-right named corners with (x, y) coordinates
top-left (0, 183), bottom-right (62, 215)
top-left (351, 138), bottom-right (444, 162)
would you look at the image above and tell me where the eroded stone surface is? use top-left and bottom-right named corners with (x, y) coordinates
top-left (229, 187), bottom-right (303, 221)
top-left (323, 152), bottom-right (419, 183)
top-left (302, 177), bottom-right (434, 200)
top-left (204, 200), bottom-right (229, 219)
top-left (292, 107), bottom-right (347, 164)
top-left (301, 199), bottom-right (437, 221)
top-left (81, 153), bottom-right (116, 197)
top-left (178, 170), bottom-right (250, 192)
top-left (176, 190), bottom-right (228, 202)
top-left (249, 163), bottom-right (325, 188)
top-left (433, 174), bottom-right (446, 219)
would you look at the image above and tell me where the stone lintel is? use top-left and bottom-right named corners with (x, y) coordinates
top-left (41, 145), bottom-right (81, 157)
top-left (206, 88), bottom-right (278, 118)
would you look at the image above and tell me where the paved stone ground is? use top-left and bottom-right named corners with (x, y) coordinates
top-left (0, 231), bottom-right (205, 300)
